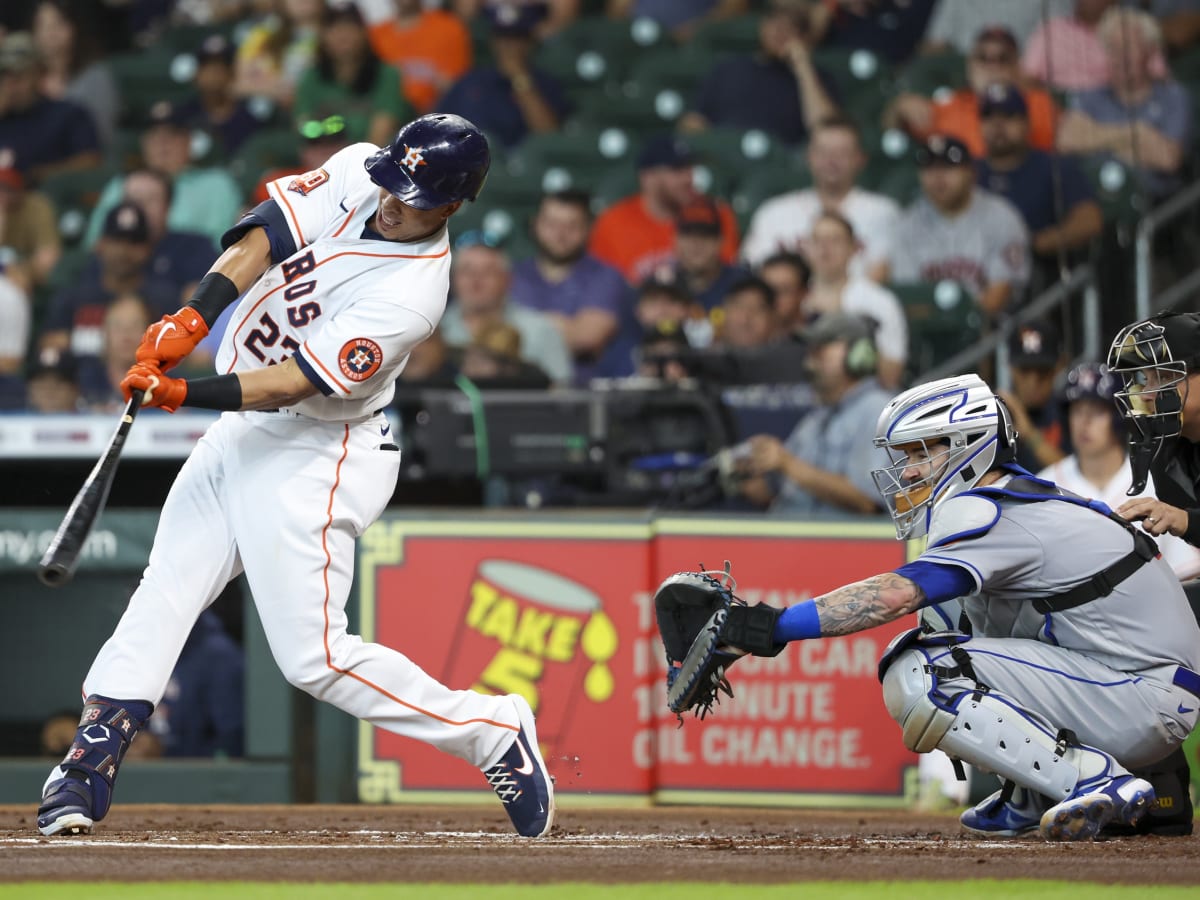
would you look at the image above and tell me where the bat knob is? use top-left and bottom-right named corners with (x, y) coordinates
top-left (38, 563), bottom-right (74, 587)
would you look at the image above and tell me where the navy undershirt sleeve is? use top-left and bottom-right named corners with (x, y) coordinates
top-left (220, 199), bottom-right (298, 263)
top-left (893, 560), bottom-right (975, 607)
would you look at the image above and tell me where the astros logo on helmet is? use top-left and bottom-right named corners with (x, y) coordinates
top-left (401, 145), bottom-right (427, 173)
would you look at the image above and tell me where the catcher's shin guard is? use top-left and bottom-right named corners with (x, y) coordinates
top-left (37, 695), bottom-right (153, 835)
top-left (881, 645), bottom-right (1130, 805)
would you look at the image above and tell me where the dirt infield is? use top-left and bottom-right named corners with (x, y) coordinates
top-left (3, 805), bottom-right (1199, 884)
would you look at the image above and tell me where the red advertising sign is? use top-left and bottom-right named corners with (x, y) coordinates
top-left (356, 517), bottom-right (918, 806)
top-left (650, 526), bottom-right (917, 801)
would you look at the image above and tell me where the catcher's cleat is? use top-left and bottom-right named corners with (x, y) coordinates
top-left (37, 774), bottom-right (94, 836)
top-left (1039, 775), bottom-right (1154, 841)
top-left (484, 694), bottom-right (556, 838)
top-left (1104, 749), bottom-right (1194, 837)
top-left (960, 787), bottom-right (1044, 837)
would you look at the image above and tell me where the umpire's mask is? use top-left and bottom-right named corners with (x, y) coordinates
top-left (1107, 315), bottom-right (1193, 494)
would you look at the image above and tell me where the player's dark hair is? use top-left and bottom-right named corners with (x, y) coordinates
top-left (760, 251), bottom-right (812, 288)
top-left (539, 189), bottom-right (593, 219)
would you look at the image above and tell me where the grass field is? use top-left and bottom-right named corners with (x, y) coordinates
top-left (3, 885), bottom-right (1199, 900)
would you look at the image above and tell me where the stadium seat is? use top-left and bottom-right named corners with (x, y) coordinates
top-left (159, 22), bottom-right (239, 53)
top-left (683, 127), bottom-right (795, 197)
top-left (591, 165), bottom-right (639, 211)
top-left (228, 128), bottom-right (300, 199)
top-left (538, 16), bottom-right (665, 87)
top-left (572, 82), bottom-right (685, 133)
top-left (509, 126), bottom-right (637, 178)
top-left (890, 49), bottom-right (965, 99)
top-left (691, 14), bottom-right (762, 58)
top-left (626, 48), bottom-right (711, 100)
top-left (888, 280), bottom-right (980, 379)
top-left (730, 165), bottom-right (810, 232)
top-left (1080, 156), bottom-right (1148, 229)
top-left (811, 47), bottom-right (894, 123)
top-left (108, 50), bottom-right (197, 126)
top-left (38, 165), bottom-right (118, 247)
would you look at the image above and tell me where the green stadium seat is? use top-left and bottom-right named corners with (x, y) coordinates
top-left (108, 50), bottom-right (196, 126)
top-left (691, 14), bottom-right (761, 58)
top-left (591, 166), bottom-right (638, 211)
top-left (730, 165), bottom-right (810, 232)
top-left (626, 48), bottom-right (710, 100)
top-left (159, 22), bottom-right (239, 54)
top-left (39, 165), bottom-right (118, 247)
top-left (509, 126), bottom-right (637, 179)
top-left (861, 128), bottom-right (920, 204)
top-left (891, 49), bottom-right (966, 99)
top-left (812, 47), bottom-right (894, 122)
top-left (228, 128), bottom-right (300, 199)
top-left (1080, 157), bottom-right (1148, 229)
top-left (572, 83), bottom-right (685, 133)
top-left (888, 280), bottom-right (980, 380)
top-left (682, 126), bottom-right (795, 196)
top-left (537, 16), bottom-right (665, 87)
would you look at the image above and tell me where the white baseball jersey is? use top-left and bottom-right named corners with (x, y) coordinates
top-left (215, 142), bottom-right (451, 421)
top-left (888, 190), bottom-right (1030, 301)
top-left (741, 187), bottom-right (899, 275)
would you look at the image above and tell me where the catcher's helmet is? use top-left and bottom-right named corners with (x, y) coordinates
top-left (1106, 312), bottom-right (1200, 493)
top-left (871, 373), bottom-right (1016, 540)
top-left (364, 114), bottom-right (490, 210)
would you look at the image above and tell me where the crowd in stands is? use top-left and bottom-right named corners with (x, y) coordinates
top-left (0, 0), bottom-right (1197, 505)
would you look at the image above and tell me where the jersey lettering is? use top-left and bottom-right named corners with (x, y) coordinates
top-left (287, 168), bottom-right (329, 196)
top-left (282, 251), bottom-right (317, 283)
top-left (244, 313), bottom-right (280, 362)
top-left (287, 302), bottom-right (322, 328)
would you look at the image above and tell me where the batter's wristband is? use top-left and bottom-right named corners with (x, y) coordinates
top-left (181, 373), bottom-right (243, 411)
top-left (186, 272), bottom-right (240, 328)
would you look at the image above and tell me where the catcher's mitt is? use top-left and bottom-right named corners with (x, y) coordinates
top-left (654, 562), bottom-right (784, 722)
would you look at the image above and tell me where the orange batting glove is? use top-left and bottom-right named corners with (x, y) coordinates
top-left (135, 308), bottom-right (209, 372)
top-left (120, 362), bottom-right (188, 413)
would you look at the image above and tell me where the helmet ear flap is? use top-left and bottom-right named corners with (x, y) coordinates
top-left (992, 394), bottom-right (1018, 464)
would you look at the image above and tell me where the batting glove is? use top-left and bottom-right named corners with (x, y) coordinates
top-left (120, 363), bottom-right (187, 413)
top-left (135, 308), bottom-right (209, 372)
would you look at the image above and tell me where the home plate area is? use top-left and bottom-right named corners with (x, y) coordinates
top-left (1, 805), bottom-right (1197, 884)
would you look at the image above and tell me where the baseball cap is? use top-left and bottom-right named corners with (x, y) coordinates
top-left (1147, 311), bottom-right (1200, 369)
top-left (803, 310), bottom-right (877, 346)
top-left (0, 32), bottom-right (37, 73)
top-left (27, 349), bottom-right (78, 383)
top-left (485, 1), bottom-right (549, 37)
top-left (979, 83), bottom-right (1028, 118)
top-left (915, 134), bottom-right (972, 168)
top-left (1008, 320), bottom-right (1061, 368)
top-left (145, 100), bottom-right (190, 131)
top-left (973, 25), bottom-right (1019, 54)
top-left (196, 33), bottom-right (235, 66)
top-left (676, 196), bottom-right (721, 236)
top-left (102, 201), bottom-right (151, 243)
top-left (1063, 361), bottom-right (1118, 406)
top-left (636, 134), bottom-right (695, 171)
top-left (637, 267), bottom-right (692, 304)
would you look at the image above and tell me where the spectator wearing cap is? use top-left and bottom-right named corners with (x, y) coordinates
top-left (997, 319), bottom-right (1068, 472)
top-left (1038, 361), bottom-right (1200, 579)
top-left (0, 147), bottom-right (61, 293)
top-left (672, 195), bottom-right (748, 313)
top-left (889, 135), bottom-right (1030, 318)
top-left (605, 0), bottom-right (748, 43)
top-left (32, 1), bottom-right (118, 147)
top-left (1021, 0), bottom-right (1116, 93)
top-left (436, 2), bottom-right (570, 149)
top-left (758, 251), bottom-right (810, 335)
top-left (921, 0), bottom-right (1075, 56)
top-left (442, 237), bottom-right (573, 384)
top-left (40, 201), bottom-right (178, 362)
top-left (887, 25), bottom-right (1059, 159)
top-left (597, 268), bottom-right (699, 379)
top-left (353, 0), bottom-right (471, 114)
top-left (741, 115), bottom-right (898, 281)
top-left (174, 33), bottom-right (263, 159)
top-left (252, 115), bottom-right (353, 205)
top-left (1058, 7), bottom-right (1191, 199)
top-left (807, 0), bottom-right (936, 66)
top-left (589, 134), bottom-right (740, 285)
top-left (234, 0), bottom-right (321, 107)
top-left (739, 310), bottom-right (893, 516)
top-left (25, 348), bottom-right (83, 413)
top-left (679, 0), bottom-right (838, 146)
top-left (294, 4), bottom-right (413, 148)
top-left (803, 210), bottom-right (907, 388)
top-left (0, 31), bottom-right (101, 182)
top-left (977, 83), bottom-right (1102, 267)
top-left (84, 100), bottom-right (243, 250)
top-left (509, 190), bottom-right (628, 385)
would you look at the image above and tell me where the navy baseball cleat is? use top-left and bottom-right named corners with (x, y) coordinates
top-left (37, 774), bottom-right (94, 836)
top-left (1039, 774), bottom-right (1155, 841)
top-left (484, 694), bottom-right (555, 837)
top-left (960, 786), bottom-right (1044, 837)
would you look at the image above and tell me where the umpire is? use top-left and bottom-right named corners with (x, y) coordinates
top-left (1107, 310), bottom-right (1200, 835)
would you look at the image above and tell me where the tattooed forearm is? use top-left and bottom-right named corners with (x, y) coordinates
top-left (813, 573), bottom-right (926, 636)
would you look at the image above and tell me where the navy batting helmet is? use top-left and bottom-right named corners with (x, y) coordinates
top-left (364, 114), bottom-right (490, 210)
top-left (1061, 361), bottom-right (1124, 438)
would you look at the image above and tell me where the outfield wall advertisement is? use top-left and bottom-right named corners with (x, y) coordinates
top-left (356, 516), bottom-right (917, 806)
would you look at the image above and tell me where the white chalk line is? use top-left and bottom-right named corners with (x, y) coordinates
top-left (0, 833), bottom-right (1022, 852)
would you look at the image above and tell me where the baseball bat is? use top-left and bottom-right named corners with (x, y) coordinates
top-left (37, 390), bottom-right (145, 587)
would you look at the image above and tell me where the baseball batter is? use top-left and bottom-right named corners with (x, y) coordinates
top-left (667, 374), bottom-right (1200, 840)
top-left (37, 114), bottom-right (555, 839)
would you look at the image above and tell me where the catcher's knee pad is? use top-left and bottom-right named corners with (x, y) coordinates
top-left (48, 695), bottom-right (153, 821)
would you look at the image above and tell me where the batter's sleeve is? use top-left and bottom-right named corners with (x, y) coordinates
top-left (265, 142), bottom-right (378, 251)
top-left (293, 295), bottom-right (438, 399)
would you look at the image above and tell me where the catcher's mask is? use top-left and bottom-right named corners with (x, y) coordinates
top-left (872, 374), bottom-right (1016, 540)
top-left (1106, 315), bottom-right (1195, 494)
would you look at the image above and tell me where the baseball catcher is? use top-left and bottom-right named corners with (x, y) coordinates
top-left (654, 373), bottom-right (1200, 841)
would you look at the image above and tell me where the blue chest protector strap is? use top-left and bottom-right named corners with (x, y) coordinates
top-left (970, 475), bottom-right (1159, 614)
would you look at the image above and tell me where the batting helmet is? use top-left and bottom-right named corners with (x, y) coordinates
top-left (871, 374), bottom-right (1017, 540)
top-left (364, 114), bottom-right (490, 210)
